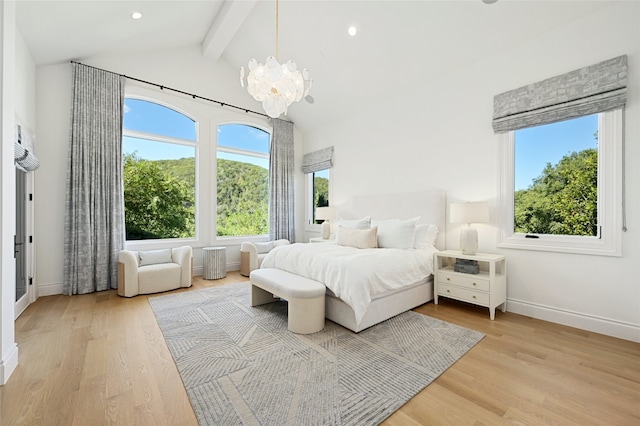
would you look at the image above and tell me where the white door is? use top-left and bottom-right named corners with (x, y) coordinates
top-left (15, 169), bottom-right (33, 318)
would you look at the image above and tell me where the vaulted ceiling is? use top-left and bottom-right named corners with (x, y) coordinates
top-left (16, 0), bottom-right (609, 130)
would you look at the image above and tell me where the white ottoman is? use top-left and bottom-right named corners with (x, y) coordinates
top-left (250, 268), bottom-right (326, 334)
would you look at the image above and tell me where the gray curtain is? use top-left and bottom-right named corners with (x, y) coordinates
top-left (268, 118), bottom-right (295, 241)
top-left (492, 55), bottom-right (627, 133)
top-left (63, 63), bottom-right (126, 295)
top-left (301, 146), bottom-right (333, 174)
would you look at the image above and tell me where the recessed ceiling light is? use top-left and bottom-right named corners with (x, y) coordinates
top-left (131, 11), bottom-right (143, 20)
top-left (348, 26), bottom-right (357, 36)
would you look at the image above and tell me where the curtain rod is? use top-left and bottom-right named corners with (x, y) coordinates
top-left (70, 60), bottom-right (271, 119)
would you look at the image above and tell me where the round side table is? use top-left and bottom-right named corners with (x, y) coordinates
top-left (203, 247), bottom-right (226, 280)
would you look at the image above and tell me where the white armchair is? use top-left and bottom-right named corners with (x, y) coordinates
top-left (117, 246), bottom-right (193, 297)
top-left (240, 239), bottom-right (290, 276)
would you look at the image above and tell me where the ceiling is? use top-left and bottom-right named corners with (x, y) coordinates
top-left (15, 0), bottom-right (609, 130)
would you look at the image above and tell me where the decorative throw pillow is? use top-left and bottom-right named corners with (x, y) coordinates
top-left (414, 224), bottom-right (439, 249)
top-left (253, 242), bottom-right (275, 254)
top-left (138, 248), bottom-right (173, 266)
top-left (336, 216), bottom-right (371, 230)
top-left (371, 217), bottom-right (420, 249)
top-left (336, 226), bottom-right (378, 249)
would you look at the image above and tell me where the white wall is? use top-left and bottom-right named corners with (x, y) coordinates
top-left (35, 46), bottom-right (306, 294)
top-left (303, 2), bottom-right (640, 341)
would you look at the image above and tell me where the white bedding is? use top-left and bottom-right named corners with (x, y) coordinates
top-left (260, 243), bottom-right (438, 326)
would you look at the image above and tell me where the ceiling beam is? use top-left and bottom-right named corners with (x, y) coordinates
top-left (201, 0), bottom-right (257, 61)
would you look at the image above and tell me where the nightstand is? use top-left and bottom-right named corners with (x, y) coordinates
top-left (434, 250), bottom-right (506, 320)
top-left (309, 237), bottom-right (334, 243)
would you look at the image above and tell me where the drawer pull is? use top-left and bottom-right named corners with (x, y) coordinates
top-left (472, 295), bottom-right (477, 299)
top-left (473, 282), bottom-right (477, 286)
top-left (446, 277), bottom-right (450, 281)
top-left (446, 289), bottom-right (450, 293)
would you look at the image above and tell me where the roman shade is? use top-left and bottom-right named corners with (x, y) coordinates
top-left (301, 146), bottom-right (333, 174)
top-left (492, 55), bottom-right (627, 133)
top-left (14, 125), bottom-right (40, 172)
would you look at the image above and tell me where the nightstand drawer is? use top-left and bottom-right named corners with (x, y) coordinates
top-left (438, 271), bottom-right (490, 292)
top-left (438, 284), bottom-right (490, 306)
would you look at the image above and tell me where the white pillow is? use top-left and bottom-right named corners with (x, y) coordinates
top-left (371, 217), bottom-right (420, 249)
top-left (336, 226), bottom-right (378, 249)
top-left (336, 216), bottom-right (371, 230)
top-left (414, 224), bottom-right (439, 249)
top-left (253, 242), bottom-right (275, 254)
top-left (138, 248), bottom-right (173, 266)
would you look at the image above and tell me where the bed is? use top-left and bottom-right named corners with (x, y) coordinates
top-left (261, 189), bottom-right (446, 333)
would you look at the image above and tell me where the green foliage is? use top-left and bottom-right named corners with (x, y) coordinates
top-left (124, 153), bottom-right (195, 240)
top-left (216, 159), bottom-right (268, 237)
top-left (314, 176), bottom-right (329, 209)
top-left (124, 153), bottom-right (270, 239)
top-left (515, 148), bottom-right (598, 236)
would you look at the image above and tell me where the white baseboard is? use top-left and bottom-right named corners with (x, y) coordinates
top-left (36, 263), bottom-right (242, 297)
top-left (37, 281), bottom-right (64, 297)
top-left (507, 298), bottom-right (640, 343)
top-left (194, 262), bottom-right (239, 278)
top-left (1, 343), bottom-right (19, 385)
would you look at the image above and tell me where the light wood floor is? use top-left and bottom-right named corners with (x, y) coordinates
top-left (2, 272), bottom-right (638, 425)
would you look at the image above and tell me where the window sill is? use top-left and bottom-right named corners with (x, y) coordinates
top-left (498, 235), bottom-right (621, 257)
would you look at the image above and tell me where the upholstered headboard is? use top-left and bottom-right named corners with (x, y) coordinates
top-left (335, 189), bottom-right (446, 250)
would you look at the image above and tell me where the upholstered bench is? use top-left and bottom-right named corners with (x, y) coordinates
top-left (249, 268), bottom-right (326, 334)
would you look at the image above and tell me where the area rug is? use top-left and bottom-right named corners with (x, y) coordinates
top-left (149, 283), bottom-right (484, 426)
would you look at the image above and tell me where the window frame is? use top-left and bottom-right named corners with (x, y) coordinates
top-left (215, 122), bottom-right (271, 241)
top-left (122, 93), bottom-right (200, 247)
top-left (305, 168), bottom-right (332, 231)
top-left (497, 109), bottom-right (623, 256)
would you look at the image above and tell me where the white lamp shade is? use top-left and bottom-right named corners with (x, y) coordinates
top-left (315, 207), bottom-right (336, 221)
top-left (450, 202), bottom-right (489, 224)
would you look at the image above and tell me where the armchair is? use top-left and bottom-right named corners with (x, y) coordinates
top-left (118, 246), bottom-right (192, 297)
top-left (240, 239), bottom-right (290, 276)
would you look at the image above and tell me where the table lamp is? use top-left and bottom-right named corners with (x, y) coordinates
top-left (315, 207), bottom-right (336, 239)
top-left (450, 202), bottom-right (489, 255)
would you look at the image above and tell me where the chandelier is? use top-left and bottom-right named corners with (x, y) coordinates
top-left (240, 0), bottom-right (312, 118)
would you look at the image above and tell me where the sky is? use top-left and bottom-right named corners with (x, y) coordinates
top-left (514, 114), bottom-right (598, 190)
top-left (123, 98), bottom-right (270, 168)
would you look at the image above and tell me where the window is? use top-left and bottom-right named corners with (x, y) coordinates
top-left (216, 124), bottom-right (270, 237)
top-left (123, 98), bottom-right (197, 241)
top-left (312, 169), bottom-right (330, 223)
top-left (498, 109), bottom-right (622, 256)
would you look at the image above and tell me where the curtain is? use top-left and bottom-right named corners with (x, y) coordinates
top-left (268, 118), bottom-right (295, 241)
top-left (301, 146), bottom-right (333, 174)
top-left (63, 63), bottom-right (126, 295)
top-left (492, 55), bottom-right (627, 133)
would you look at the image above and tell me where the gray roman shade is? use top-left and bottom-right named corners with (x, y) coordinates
top-left (14, 125), bottom-right (40, 172)
top-left (301, 146), bottom-right (334, 174)
top-left (492, 55), bottom-right (627, 133)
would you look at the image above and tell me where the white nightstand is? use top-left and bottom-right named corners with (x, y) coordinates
top-left (434, 250), bottom-right (507, 320)
top-left (309, 237), bottom-right (335, 243)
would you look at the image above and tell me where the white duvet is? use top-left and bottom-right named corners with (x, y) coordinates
top-left (260, 243), bottom-right (437, 326)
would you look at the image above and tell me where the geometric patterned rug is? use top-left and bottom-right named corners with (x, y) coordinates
top-left (149, 283), bottom-right (484, 426)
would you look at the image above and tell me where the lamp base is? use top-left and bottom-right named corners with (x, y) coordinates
top-left (459, 226), bottom-right (478, 255)
top-left (321, 221), bottom-right (331, 239)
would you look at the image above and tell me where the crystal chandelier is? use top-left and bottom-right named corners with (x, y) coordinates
top-left (240, 0), bottom-right (312, 118)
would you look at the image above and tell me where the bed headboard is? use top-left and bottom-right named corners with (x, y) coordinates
top-left (335, 189), bottom-right (447, 250)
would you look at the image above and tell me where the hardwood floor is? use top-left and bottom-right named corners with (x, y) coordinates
top-left (2, 272), bottom-right (638, 425)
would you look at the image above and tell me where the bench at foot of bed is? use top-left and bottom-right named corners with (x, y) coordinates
top-left (249, 268), bottom-right (326, 334)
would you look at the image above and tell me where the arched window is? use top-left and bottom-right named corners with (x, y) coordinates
top-left (216, 124), bottom-right (270, 237)
top-left (122, 98), bottom-right (197, 241)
